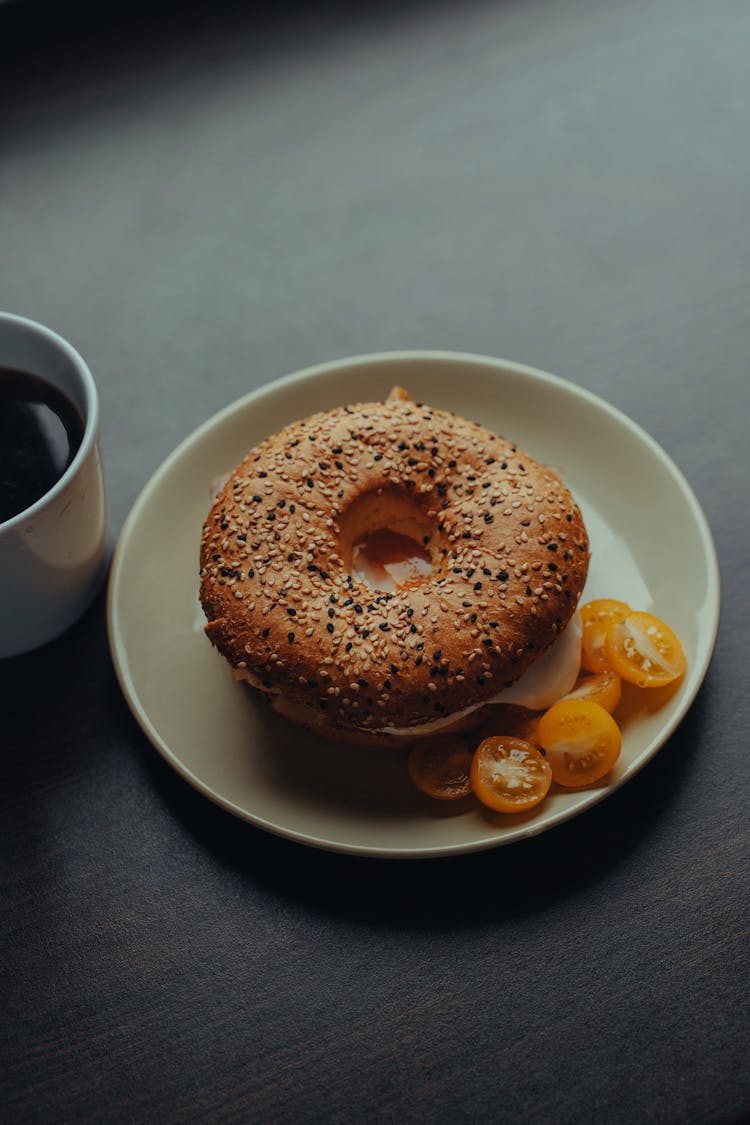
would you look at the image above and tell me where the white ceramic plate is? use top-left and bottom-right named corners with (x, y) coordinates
top-left (107, 351), bottom-right (720, 857)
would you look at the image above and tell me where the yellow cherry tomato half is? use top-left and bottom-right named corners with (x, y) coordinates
top-left (470, 737), bottom-right (552, 813)
top-left (605, 611), bottom-right (686, 688)
top-left (579, 598), bottom-right (631, 673)
top-left (537, 700), bottom-right (622, 787)
top-left (407, 734), bottom-right (474, 800)
top-left (560, 668), bottom-right (622, 715)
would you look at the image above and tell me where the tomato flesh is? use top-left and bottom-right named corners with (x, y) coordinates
top-left (560, 669), bottom-right (622, 715)
top-left (605, 611), bottom-right (686, 688)
top-left (407, 734), bottom-right (473, 800)
top-left (537, 699), bottom-right (622, 787)
top-left (470, 737), bottom-right (552, 813)
top-left (580, 598), bottom-right (631, 673)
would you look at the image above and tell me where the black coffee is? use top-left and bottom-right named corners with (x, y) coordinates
top-left (0, 367), bottom-right (86, 523)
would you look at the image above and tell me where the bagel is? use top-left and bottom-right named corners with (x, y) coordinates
top-left (200, 392), bottom-right (590, 745)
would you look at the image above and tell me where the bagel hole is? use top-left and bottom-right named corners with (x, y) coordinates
top-left (340, 490), bottom-right (441, 593)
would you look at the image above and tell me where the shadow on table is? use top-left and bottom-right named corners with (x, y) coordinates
top-left (139, 682), bottom-right (712, 931)
top-left (2, 582), bottom-right (713, 930)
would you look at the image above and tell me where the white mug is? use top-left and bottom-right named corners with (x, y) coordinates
top-left (0, 313), bottom-right (107, 658)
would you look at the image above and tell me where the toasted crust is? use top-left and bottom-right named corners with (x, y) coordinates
top-left (199, 397), bottom-right (590, 735)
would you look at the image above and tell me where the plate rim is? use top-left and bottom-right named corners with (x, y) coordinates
top-left (107, 349), bottom-right (721, 858)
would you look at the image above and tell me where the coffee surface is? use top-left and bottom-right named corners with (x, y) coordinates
top-left (0, 368), bottom-right (85, 523)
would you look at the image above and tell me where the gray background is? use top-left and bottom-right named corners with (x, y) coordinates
top-left (2, 0), bottom-right (748, 1121)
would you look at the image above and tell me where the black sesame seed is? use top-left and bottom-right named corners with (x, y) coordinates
top-left (266, 512), bottom-right (276, 521)
top-left (379, 623), bottom-right (390, 632)
top-left (409, 624), bottom-right (417, 634)
top-left (391, 664), bottom-right (399, 675)
top-left (258, 471), bottom-right (267, 478)
top-left (345, 642), bottom-right (353, 652)
top-left (277, 499), bottom-right (286, 508)
top-left (326, 623), bottom-right (334, 634)
top-left (498, 570), bottom-right (509, 581)
top-left (287, 632), bottom-right (295, 643)
top-left (261, 628), bottom-right (270, 638)
top-left (287, 608), bottom-right (296, 616)
top-left (474, 582), bottom-right (482, 591)
top-left (319, 570), bottom-right (330, 580)
top-left (548, 543), bottom-right (558, 551)
top-left (384, 680), bottom-right (392, 691)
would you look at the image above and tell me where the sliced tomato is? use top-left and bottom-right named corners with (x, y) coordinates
top-left (560, 668), bottom-right (622, 715)
top-left (475, 704), bottom-right (542, 746)
top-left (470, 737), bottom-right (552, 813)
top-left (537, 699), bottom-right (622, 787)
top-left (407, 734), bottom-right (473, 800)
top-left (579, 598), bottom-right (631, 673)
top-left (605, 611), bottom-right (686, 688)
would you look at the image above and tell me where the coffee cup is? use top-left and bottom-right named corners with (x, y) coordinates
top-left (0, 313), bottom-right (107, 658)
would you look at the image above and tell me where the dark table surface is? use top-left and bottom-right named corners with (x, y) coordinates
top-left (2, 1), bottom-right (748, 1121)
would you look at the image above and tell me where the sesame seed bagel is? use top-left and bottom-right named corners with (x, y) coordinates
top-left (199, 395), bottom-right (590, 739)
